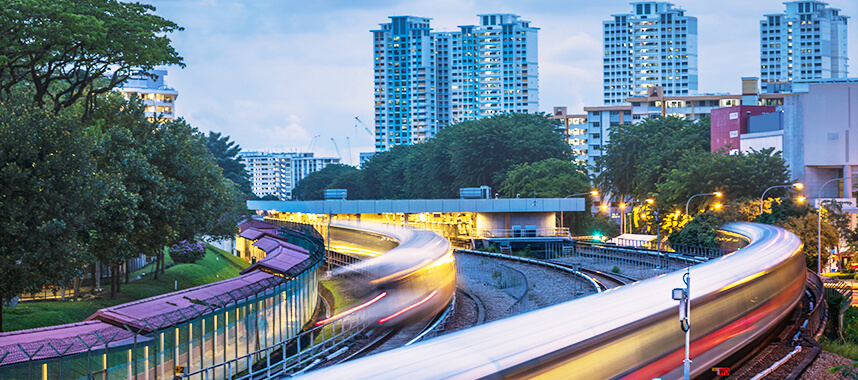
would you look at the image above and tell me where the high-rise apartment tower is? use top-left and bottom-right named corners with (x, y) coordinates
top-left (603, 2), bottom-right (698, 105)
top-left (372, 14), bottom-right (538, 151)
top-left (760, 1), bottom-right (848, 92)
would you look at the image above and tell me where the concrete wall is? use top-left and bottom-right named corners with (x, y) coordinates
top-left (783, 83), bottom-right (858, 199)
top-left (741, 131), bottom-right (783, 155)
top-left (475, 212), bottom-right (555, 234)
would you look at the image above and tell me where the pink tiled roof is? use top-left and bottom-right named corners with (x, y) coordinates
top-left (0, 321), bottom-right (139, 365)
top-left (239, 228), bottom-right (266, 240)
top-left (86, 271), bottom-right (275, 331)
top-left (252, 237), bottom-right (281, 253)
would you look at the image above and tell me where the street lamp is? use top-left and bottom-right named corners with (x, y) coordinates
top-left (818, 176), bottom-right (858, 274)
top-left (561, 190), bottom-right (599, 230)
top-left (685, 192), bottom-right (722, 217)
top-left (759, 183), bottom-right (804, 214)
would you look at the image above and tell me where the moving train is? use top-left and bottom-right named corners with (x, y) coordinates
top-left (300, 222), bottom-right (806, 379)
top-left (316, 221), bottom-right (457, 327)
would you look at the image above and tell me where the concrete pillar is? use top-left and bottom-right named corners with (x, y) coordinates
top-left (845, 165), bottom-right (854, 198)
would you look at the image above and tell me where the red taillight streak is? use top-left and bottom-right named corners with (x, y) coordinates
top-left (379, 290), bottom-right (438, 324)
top-left (315, 292), bottom-right (387, 326)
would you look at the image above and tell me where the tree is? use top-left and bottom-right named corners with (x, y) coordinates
top-left (144, 119), bottom-right (239, 277)
top-left (292, 164), bottom-right (361, 200)
top-left (443, 113), bottom-right (571, 192)
top-left (597, 116), bottom-right (710, 200)
top-left (779, 212), bottom-right (838, 269)
top-left (499, 158), bottom-right (591, 198)
top-left (0, 0), bottom-right (184, 115)
top-left (822, 200), bottom-right (858, 256)
top-left (205, 132), bottom-right (253, 198)
top-left (656, 148), bottom-right (792, 213)
top-left (359, 113), bottom-right (571, 200)
top-left (360, 146), bottom-right (409, 199)
top-left (668, 201), bottom-right (757, 247)
top-left (0, 92), bottom-right (104, 330)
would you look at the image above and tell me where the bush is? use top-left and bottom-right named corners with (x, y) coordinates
top-left (170, 240), bottom-right (206, 264)
top-left (611, 266), bottom-right (622, 274)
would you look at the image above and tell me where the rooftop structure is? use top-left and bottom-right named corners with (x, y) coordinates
top-left (115, 69), bottom-right (178, 121)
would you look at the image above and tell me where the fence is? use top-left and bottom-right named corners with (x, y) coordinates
top-left (0, 224), bottom-right (325, 380)
top-left (544, 241), bottom-right (726, 280)
top-left (17, 255), bottom-right (155, 302)
top-left (806, 273), bottom-right (826, 338)
top-left (455, 252), bottom-right (529, 316)
top-left (823, 278), bottom-right (853, 338)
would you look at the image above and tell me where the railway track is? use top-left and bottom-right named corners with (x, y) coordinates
top-left (546, 260), bottom-right (636, 290)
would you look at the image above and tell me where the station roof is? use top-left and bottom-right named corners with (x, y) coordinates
top-left (86, 270), bottom-right (276, 332)
top-left (247, 198), bottom-right (585, 215)
top-left (0, 321), bottom-right (139, 365)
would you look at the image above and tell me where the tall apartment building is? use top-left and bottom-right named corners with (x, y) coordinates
top-left (115, 69), bottom-right (178, 120)
top-left (603, 2), bottom-right (698, 105)
top-left (760, 1), bottom-right (849, 93)
top-left (372, 14), bottom-right (538, 151)
top-left (241, 152), bottom-right (340, 200)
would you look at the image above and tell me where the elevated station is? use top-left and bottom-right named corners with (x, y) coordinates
top-left (247, 198), bottom-right (587, 248)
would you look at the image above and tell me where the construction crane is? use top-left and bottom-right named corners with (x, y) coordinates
top-left (330, 138), bottom-right (342, 161)
top-left (346, 137), bottom-right (352, 166)
top-left (307, 134), bottom-right (320, 152)
top-left (355, 116), bottom-right (374, 137)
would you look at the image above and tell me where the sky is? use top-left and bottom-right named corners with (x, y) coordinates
top-left (143, 0), bottom-right (858, 165)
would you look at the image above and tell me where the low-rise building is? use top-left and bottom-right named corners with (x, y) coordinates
top-left (549, 107), bottom-right (588, 163)
top-left (115, 69), bottom-right (178, 121)
top-left (241, 151), bottom-right (340, 200)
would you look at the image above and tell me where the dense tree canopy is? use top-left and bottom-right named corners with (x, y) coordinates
top-left (0, 0), bottom-right (184, 115)
top-left (0, 92), bottom-right (104, 313)
top-left (656, 147), bottom-right (793, 213)
top-left (442, 113), bottom-right (571, 192)
top-left (596, 116), bottom-right (710, 201)
top-left (206, 132), bottom-right (253, 198)
top-left (311, 113), bottom-right (571, 200)
top-left (292, 164), bottom-right (361, 200)
top-left (499, 158), bottom-right (590, 198)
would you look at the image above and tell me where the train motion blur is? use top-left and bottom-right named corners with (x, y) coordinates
top-left (317, 222), bottom-right (457, 327)
top-left (300, 222), bottom-right (806, 379)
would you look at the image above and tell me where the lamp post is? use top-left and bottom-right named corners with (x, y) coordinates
top-left (561, 190), bottom-right (598, 231)
top-left (685, 192), bottom-right (722, 217)
top-left (759, 183), bottom-right (804, 214)
top-left (672, 268), bottom-right (692, 380)
top-left (818, 176), bottom-right (858, 274)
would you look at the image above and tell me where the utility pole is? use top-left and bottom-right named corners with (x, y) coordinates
top-left (673, 268), bottom-right (692, 380)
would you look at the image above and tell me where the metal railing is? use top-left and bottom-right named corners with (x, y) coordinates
top-left (456, 249), bottom-right (601, 296)
top-left (455, 252), bottom-right (529, 316)
top-left (823, 277), bottom-right (853, 337)
top-left (181, 309), bottom-right (369, 380)
top-left (545, 241), bottom-right (726, 280)
top-left (482, 228), bottom-right (570, 239)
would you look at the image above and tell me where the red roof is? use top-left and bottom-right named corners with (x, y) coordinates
top-left (86, 271), bottom-right (276, 331)
top-left (0, 321), bottom-right (139, 365)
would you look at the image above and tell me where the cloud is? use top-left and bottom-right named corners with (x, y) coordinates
top-left (142, 0), bottom-right (858, 167)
